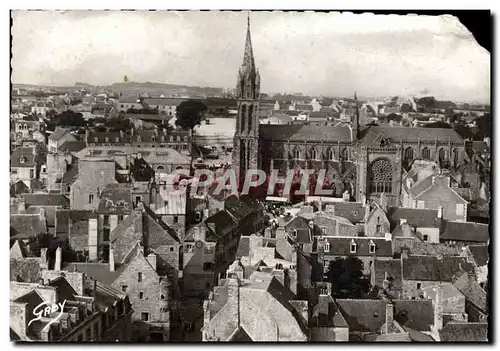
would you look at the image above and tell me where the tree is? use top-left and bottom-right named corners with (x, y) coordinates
top-left (175, 100), bottom-right (208, 132)
top-left (424, 121), bottom-right (452, 129)
top-left (47, 110), bottom-right (87, 130)
top-left (326, 257), bottom-right (371, 299)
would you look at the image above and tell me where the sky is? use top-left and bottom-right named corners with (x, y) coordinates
top-left (11, 11), bottom-right (490, 103)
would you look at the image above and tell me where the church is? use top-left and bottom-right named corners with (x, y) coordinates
top-left (232, 17), bottom-right (468, 207)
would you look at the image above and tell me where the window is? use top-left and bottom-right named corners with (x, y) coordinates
top-left (404, 147), bottom-right (414, 161)
top-left (186, 244), bottom-right (194, 253)
top-left (170, 246), bottom-right (175, 252)
top-left (141, 312), bottom-right (149, 322)
top-left (324, 260), bottom-right (329, 269)
top-left (195, 211), bottom-right (202, 221)
top-left (104, 137), bottom-right (109, 143)
top-left (138, 272), bottom-right (143, 282)
top-left (423, 234), bottom-right (429, 242)
top-left (321, 227), bottom-right (327, 235)
top-left (118, 215), bottom-right (123, 221)
top-left (203, 262), bottom-right (214, 271)
top-left (456, 204), bottom-right (465, 216)
top-left (369, 158), bottom-right (392, 193)
top-left (151, 136), bottom-right (156, 142)
top-left (350, 241), bottom-right (357, 253)
top-left (292, 147), bottom-right (301, 159)
top-left (416, 283), bottom-right (422, 290)
top-left (327, 148), bottom-right (335, 161)
top-left (94, 137), bottom-right (98, 143)
top-left (137, 136), bottom-right (141, 142)
top-left (417, 200), bottom-right (425, 209)
top-left (89, 194), bottom-right (94, 204)
top-left (115, 137), bottom-right (120, 142)
top-left (173, 216), bottom-right (178, 223)
top-left (340, 147), bottom-right (349, 161)
top-left (135, 196), bottom-right (142, 204)
top-left (29, 169), bottom-right (34, 178)
top-left (103, 228), bottom-right (110, 242)
top-left (376, 225), bottom-right (382, 233)
top-left (121, 285), bottom-right (128, 293)
top-left (19, 156), bottom-right (25, 164)
top-left (421, 148), bottom-right (431, 160)
top-left (369, 243), bottom-right (376, 253)
top-left (310, 147), bottom-right (318, 160)
top-left (160, 294), bottom-right (165, 300)
top-left (324, 242), bottom-right (330, 252)
top-left (139, 292), bottom-right (144, 300)
top-left (103, 215), bottom-right (110, 226)
top-left (66, 186), bottom-right (71, 193)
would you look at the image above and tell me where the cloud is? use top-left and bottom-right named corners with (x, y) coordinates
top-left (11, 11), bottom-right (490, 103)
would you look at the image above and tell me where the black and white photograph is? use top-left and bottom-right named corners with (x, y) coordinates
top-left (8, 9), bottom-right (491, 343)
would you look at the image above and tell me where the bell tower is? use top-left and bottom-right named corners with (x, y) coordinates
top-left (232, 13), bottom-right (260, 180)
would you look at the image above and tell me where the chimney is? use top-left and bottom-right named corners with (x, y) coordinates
top-left (39, 248), bottom-right (49, 270)
top-left (434, 286), bottom-right (443, 331)
top-left (55, 247), bottom-right (62, 271)
top-left (385, 303), bottom-right (394, 334)
top-left (88, 217), bottom-right (98, 261)
top-left (401, 247), bottom-right (409, 259)
top-left (109, 246), bottom-right (115, 272)
top-left (437, 206), bottom-right (443, 219)
top-left (342, 190), bottom-right (350, 202)
top-left (131, 128), bottom-right (134, 136)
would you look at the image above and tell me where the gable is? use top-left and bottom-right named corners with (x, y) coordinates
top-left (414, 184), bottom-right (467, 204)
top-left (113, 251), bottom-right (159, 288)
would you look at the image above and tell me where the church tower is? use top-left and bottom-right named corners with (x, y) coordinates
top-left (232, 14), bottom-right (261, 181)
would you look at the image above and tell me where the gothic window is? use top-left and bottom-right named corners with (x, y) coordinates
top-left (369, 158), bottom-right (393, 193)
top-left (404, 147), bottom-right (414, 161)
top-left (438, 148), bottom-right (446, 162)
top-left (340, 147), bottom-right (349, 161)
top-left (248, 105), bottom-right (253, 131)
top-left (240, 105), bottom-right (247, 132)
top-left (327, 148), bottom-right (335, 161)
top-left (421, 147), bottom-right (431, 160)
top-left (310, 147), bottom-right (318, 160)
top-left (292, 146), bottom-right (301, 160)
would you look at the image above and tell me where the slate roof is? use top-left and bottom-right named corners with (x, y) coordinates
top-left (373, 259), bottom-right (402, 290)
top-left (335, 299), bottom-right (434, 332)
top-left (48, 128), bottom-right (69, 141)
top-left (62, 262), bottom-right (121, 286)
top-left (441, 221), bottom-right (489, 243)
top-left (402, 255), bottom-right (474, 282)
top-left (408, 175), bottom-right (434, 198)
top-left (309, 294), bottom-right (349, 328)
top-left (59, 141), bottom-right (87, 153)
top-left (236, 236), bottom-right (250, 258)
top-left (259, 124), bottom-right (353, 142)
top-left (360, 126), bottom-right (464, 145)
top-left (142, 97), bottom-right (186, 106)
top-left (439, 322), bottom-right (488, 342)
top-left (10, 214), bottom-right (47, 239)
top-left (87, 130), bottom-right (189, 144)
top-left (468, 244), bottom-right (489, 267)
top-left (10, 257), bottom-right (42, 283)
top-left (295, 104), bottom-right (313, 111)
top-left (324, 237), bottom-right (392, 257)
top-left (284, 216), bottom-right (312, 243)
top-left (204, 210), bottom-right (238, 241)
top-left (472, 141), bottom-right (489, 154)
top-left (453, 272), bottom-right (488, 313)
top-left (23, 194), bottom-right (70, 207)
top-left (330, 202), bottom-right (367, 224)
top-left (386, 207), bottom-right (441, 230)
top-left (11, 147), bottom-right (36, 168)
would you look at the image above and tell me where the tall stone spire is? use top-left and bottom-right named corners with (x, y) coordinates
top-left (242, 12), bottom-right (255, 72)
top-left (236, 12), bottom-right (260, 100)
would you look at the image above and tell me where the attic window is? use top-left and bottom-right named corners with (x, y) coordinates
top-left (177, 136), bottom-right (181, 142)
top-left (324, 241), bottom-right (330, 252)
top-left (369, 241), bottom-right (376, 253)
top-left (115, 137), bottom-right (120, 143)
top-left (184, 136), bottom-right (188, 142)
top-left (152, 136), bottom-right (156, 142)
top-left (19, 156), bottom-right (26, 164)
top-left (350, 240), bottom-right (357, 253)
top-left (137, 136), bottom-right (141, 142)
top-left (94, 137), bottom-right (98, 143)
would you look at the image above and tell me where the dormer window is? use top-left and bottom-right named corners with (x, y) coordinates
top-left (350, 240), bottom-right (357, 253)
top-left (115, 137), bottom-right (120, 143)
top-left (177, 136), bottom-right (181, 142)
top-left (151, 136), bottom-right (155, 142)
top-left (94, 137), bottom-right (98, 143)
top-left (369, 240), bottom-right (376, 254)
top-left (104, 137), bottom-right (109, 143)
top-left (161, 136), bottom-right (165, 142)
top-left (137, 136), bottom-right (141, 142)
top-left (324, 241), bottom-right (330, 252)
top-left (170, 136), bottom-right (174, 142)
top-left (184, 136), bottom-right (188, 142)
top-left (19, 156), bottom-right (26, 164)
